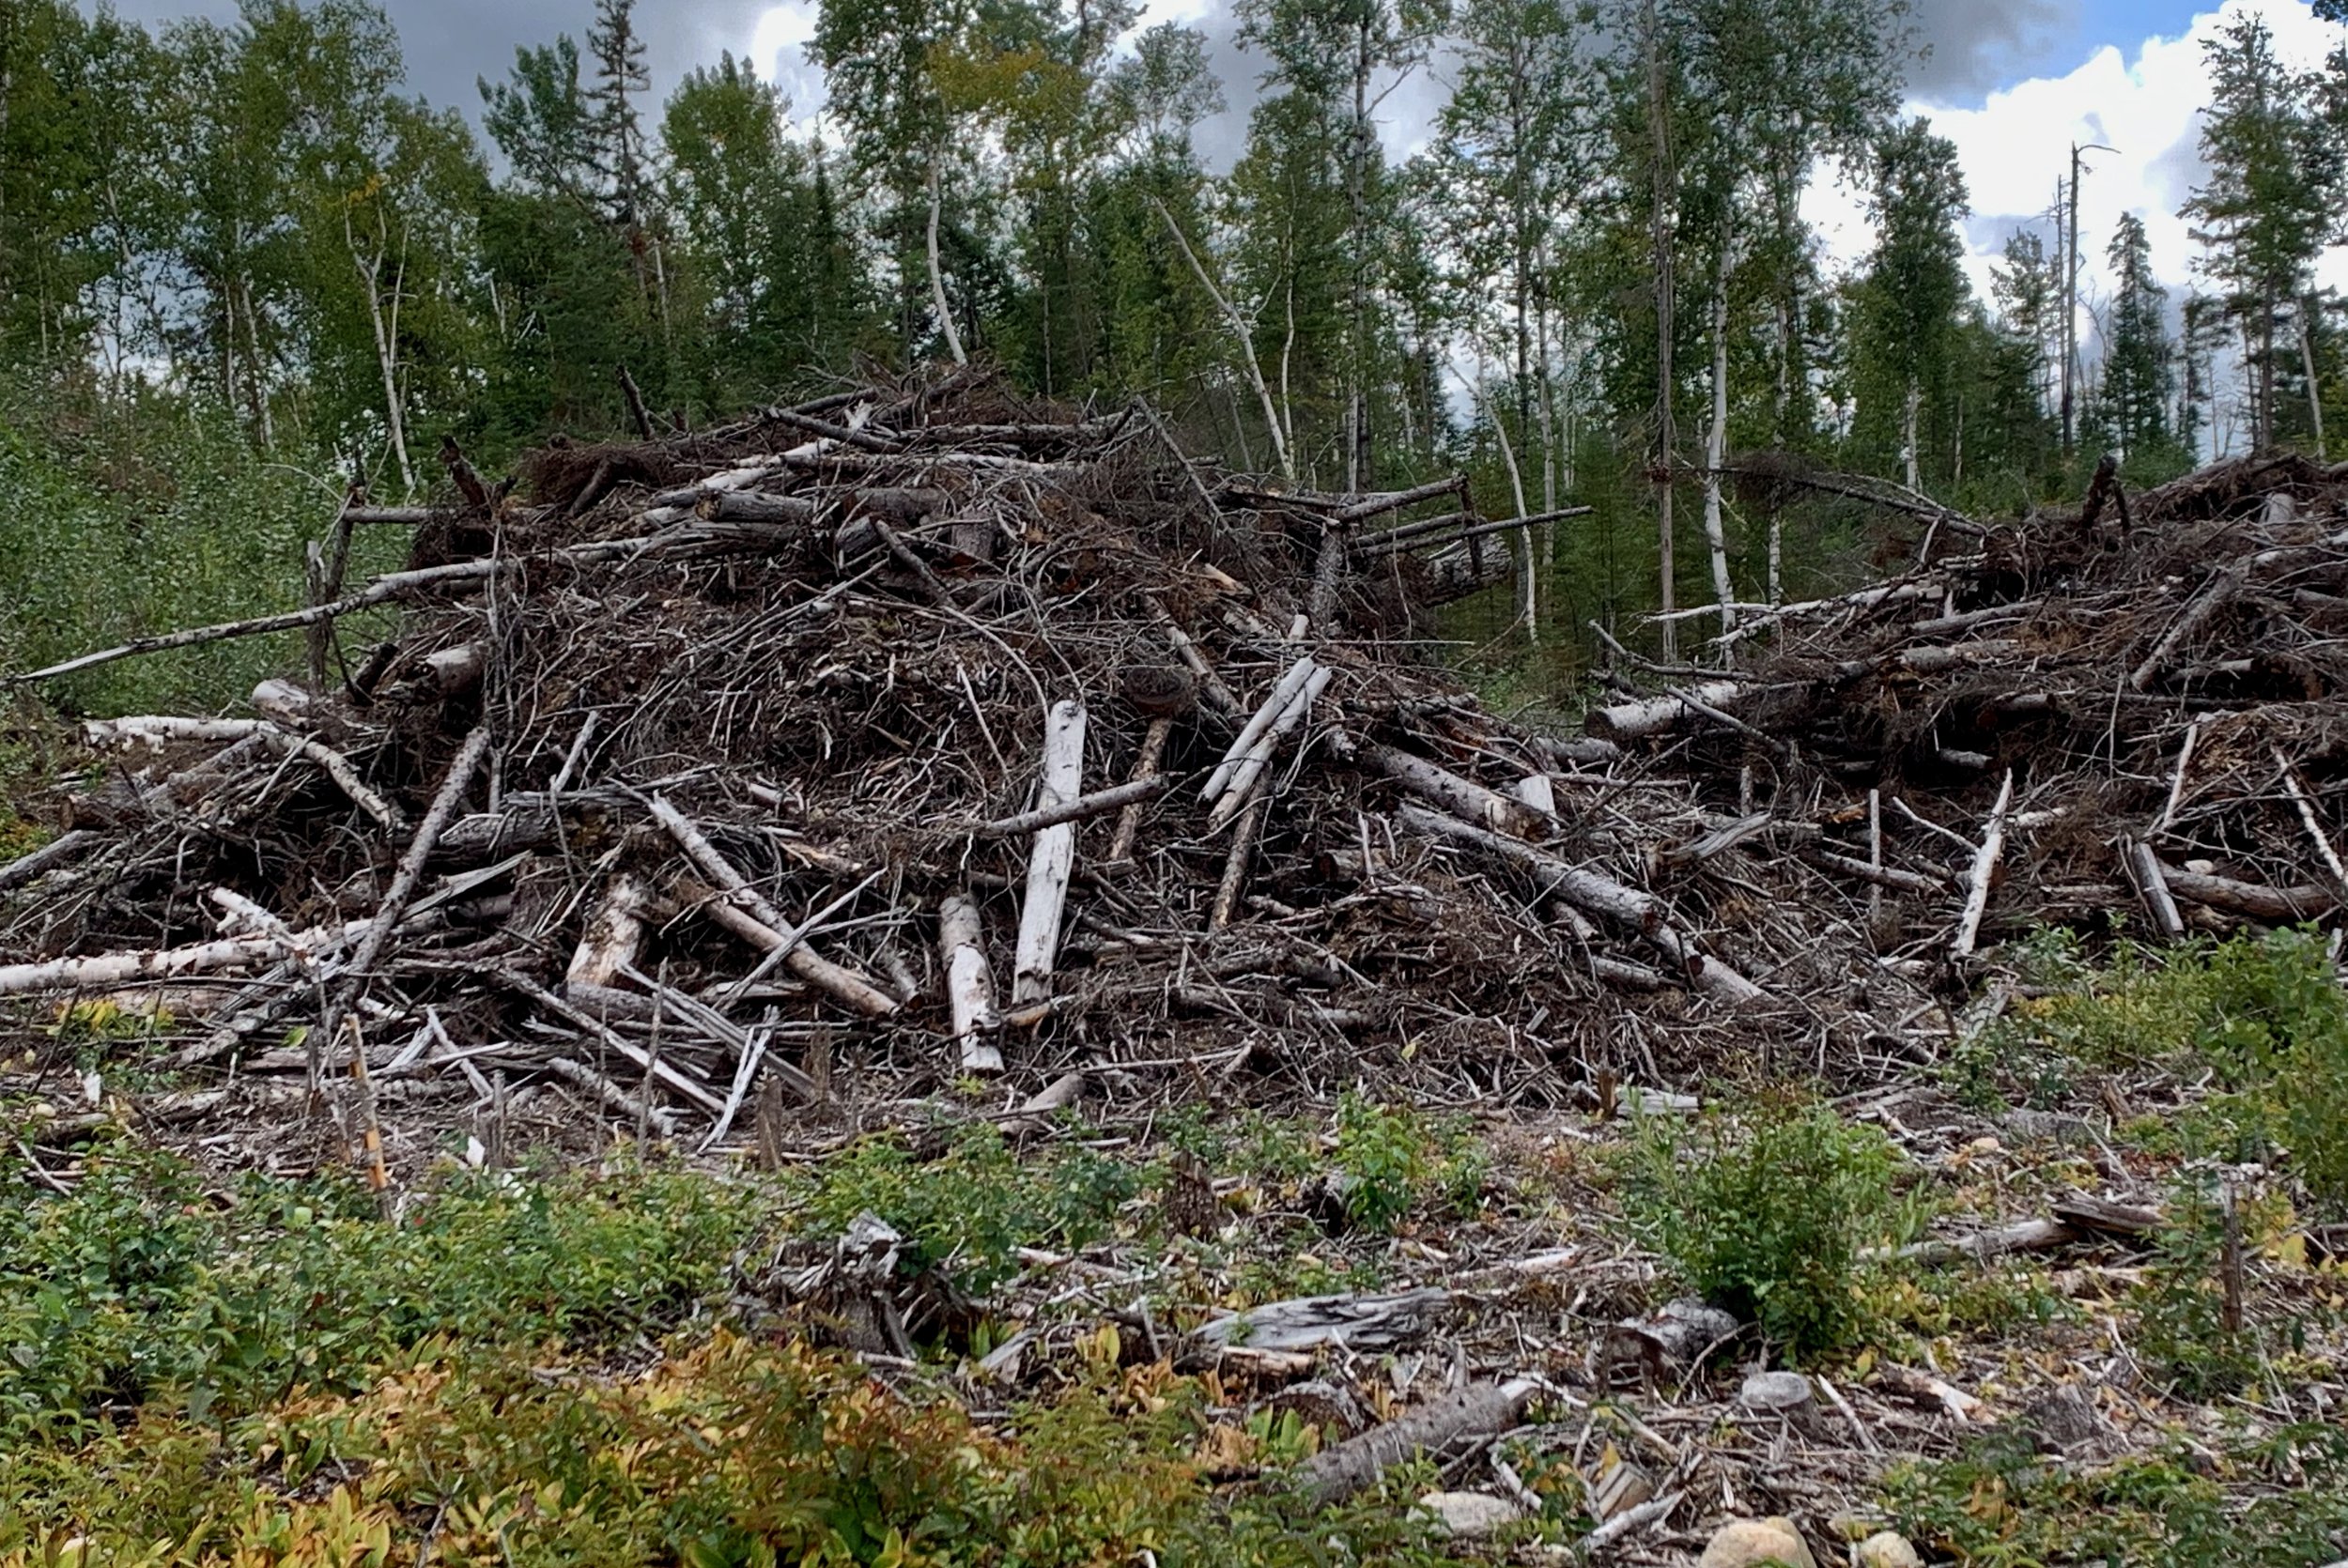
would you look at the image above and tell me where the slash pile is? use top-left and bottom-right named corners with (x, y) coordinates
top-left (6, 370), bottom-right (2345, 1154)
top-left (1587, 452), bottom-right (2348, 954)
top-left (0, 369), bottom-right (1891, 1156)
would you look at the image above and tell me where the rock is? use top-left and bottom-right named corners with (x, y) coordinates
top-left (1855, 1531), bottom-right (1923, 1568)
top-left (1697, 1516), bottom-right (1816, 1568)
top-left (1416, 1490), bottom-right (1524, 1539)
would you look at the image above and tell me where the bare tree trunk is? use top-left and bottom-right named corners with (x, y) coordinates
top-left (239, 273), bottom-right (273, 452)
top-left (1645, 3), bottom-right (1677, 662)
top-left (2300, 292), bottom-right (2327, 460)
top-left (1157, 202), bottom-right (1291, 482)
top-left (1903, 378), bottom-right (1922, 492)
top-left (928, 154), bottom-right (968, 366)
top-left (1346, 9), bottom-right (1372, 493)
top-left (348, 209), bottom-right (417, 496)
top-left (1701, 255), bottom-right (1736, 637)
top-left (1486, 387), bottom-right (1537, 646)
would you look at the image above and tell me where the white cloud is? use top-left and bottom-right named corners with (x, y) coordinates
top-left (1806, 0), bottom-right (2348, 311)
top-left (749, 2), bottom-right (827, 130)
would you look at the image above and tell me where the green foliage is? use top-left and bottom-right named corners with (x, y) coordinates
top-left (1881, 1422), bottom-right (2348, 1567)
top-left (1624, 1096), bottom-right (1918, 1359)
top-left (0, 1142), bottom-right (773, 1441)
top-left (0, 1328), bottom-right (1458, 1568)
top-left (2127, 1173), bottom-right (2311, 1399)
top-left (1332, 1092), bottom-right (1485, 1234)
top-left (1991, 928), bottom-right (2348, 1210)
top-left (0, 379), bottom-right (400, 713)
top-left (791, 1121), bottom-right (1143, 1291)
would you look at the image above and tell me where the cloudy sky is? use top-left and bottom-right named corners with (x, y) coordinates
top-left (85, 0), bottom-right (2348, 310)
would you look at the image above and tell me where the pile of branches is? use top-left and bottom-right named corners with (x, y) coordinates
top-left (0, 369), bottom-right (1912, 1150)
top-left (1594, 452), bottom-right (2348, 954)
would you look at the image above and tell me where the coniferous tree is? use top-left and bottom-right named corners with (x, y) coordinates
top-left (2183, 13), bottom-right (2340, 452)
top-left (2099, 212), bottom-right (2177, 469)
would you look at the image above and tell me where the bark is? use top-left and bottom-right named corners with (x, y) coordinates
top-left (939, 895), bottom-right (1003, 1073)
top-left (1585, 681), bottom-right (1747, 741)
top-left (348, 207), bottom-right (416, 495)
top-left (1645, 0), bottom-right (1677, 661)
top-left (1951, 770), bottom-right (2015, 961)
top-left (1701, 254), bottom-right (1737, 636)
top-left (2159, 864), bottom-right (2337, 922)
top-left (1292, 1381), bottom-right (1536, 1505)
top-left (926, 153), bottom-right (968, 366)
top-left (1209, 667), bottom-right (1332, 833)
top-left (1155, 201), bottom-right (1292, 482)
top-left (1204, 657), bottom-right (1320, 806)
top-left (1359, 742), bottom-right (1547, 839)
top-left (567, 873), bottom-right (652, 988)
top-left (973, 776), bottom-right (1167, 838)
top-left (1106, 717), bottom-right (1175, 864)
top-left (1012, 700), bottom-right (1087, 1004)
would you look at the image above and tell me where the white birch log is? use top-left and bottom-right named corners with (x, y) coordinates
top-left (1013, 700), bottom-right (1087, 1005)
top-left (1585, 681), bottom-right (1747, 741)
top-left (1359, 742), bottom-right (1547, 839)
top-left (1951, 770), bottom-right (2015, 961)
top-left (0, 915), bottom-right (379, 998)
top-left (566, 873), bottom-right (651, 988)
top-left (1203, 657), bottom-right (1318, 805)
top-left (83, 716), bottom-right (407, 834)
top-left (1208, 666), bottom-right (1333, 832)
top-left (939, 895), bottom-right (1003, 1072)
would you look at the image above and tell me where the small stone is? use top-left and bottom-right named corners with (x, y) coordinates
top-left (1855, 1531), bottom-right (1923, 1568)
top-left (1697, 1516), bottom-right (1817, 1568)
top-left (1416, 1490), bottom-right (1524, 1539)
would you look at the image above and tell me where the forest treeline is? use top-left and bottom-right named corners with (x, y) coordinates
top-left (3, 0), bottom-right (2347, 684)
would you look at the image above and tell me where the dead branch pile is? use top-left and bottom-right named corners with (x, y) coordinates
top-left (0, 369), bottom-right (1928, 1146)
top-left (1599, 452), bottom-right (2348, 953)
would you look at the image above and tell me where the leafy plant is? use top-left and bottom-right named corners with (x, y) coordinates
top-left (1882, 1422), bottom-right (2348, 1567)
top-left (1996, 930), bottom-right (2348, 1210)
top-left (1624, 1097), bottom-right (1919, 1360)
top-left (1332, 1093), bottom-right (1483, 1235)
top-left (792, 1121), bottom-right (1143, 1292)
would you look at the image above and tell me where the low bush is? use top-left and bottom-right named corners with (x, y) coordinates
top-left (1881, 1422), bottom-right (2348, 1567)
top-left (0, 1142), bottom-right (774, 1440)
top-left (1623, 1097), bottom-right (1919, 1360)
top-left (1994, 929), bottom-right (2348, 1210)
top-left (790, 1122), bottom-right (1146, 1292)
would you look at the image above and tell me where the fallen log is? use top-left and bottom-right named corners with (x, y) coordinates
top-left (1358, 741), bottom-right (1547, 839)
top-left (1291, 1380), bottom-right (1537, 1505)
top-left (0, 830), bottom-right (97, 896)
top-left (1398, 804), bottom-right (1661, 933)
top-left (651, 795), bottom-right (900, 1017)
top-left (1012, 700), bottom-right (1088, 1004)
top-left (1210, 667), bottom-right (1332, 832)
top-left (939, 895), bottom-right (1003, 1073)
top-left (971, 775), bottom-right (1167, 838)
top-left (2159, 864), bottom-right (2337, 922)
top-left (1586, 681), bottom-right (1747, 741)
top-left (1951, 770), bottom-right (2015, 961)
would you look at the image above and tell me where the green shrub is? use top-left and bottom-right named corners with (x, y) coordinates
top-left (0, 383), bottom-right (406, 715)
top-left (791, 1121), bottom-right (1144, 1292)
top-left (1332, 1092), bottom-right (1485, 1234)
top-left (1997, 930), bottom-right (2348, 1210)
top-left (1882, 1422), bottom-right (2348, 1567)
top-left (0, 1143), bottom-right (775, 1441)
top-left (1624, 1097), bottom-right (1918, 1360)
